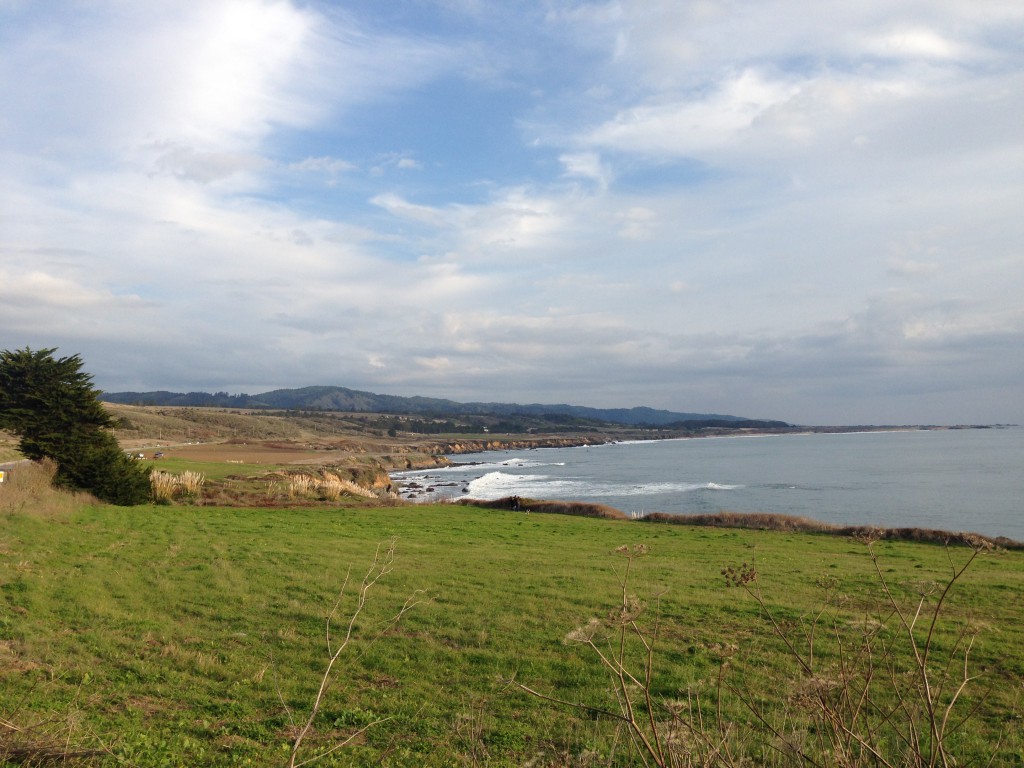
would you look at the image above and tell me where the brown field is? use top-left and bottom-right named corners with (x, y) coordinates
top-left (143, 440), bottom-right (352, 466)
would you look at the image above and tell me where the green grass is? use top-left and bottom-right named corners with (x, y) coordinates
top-left (2, 501), bottom-right (1023, 766)
top-left (148, 456), bottom-right (279, 481)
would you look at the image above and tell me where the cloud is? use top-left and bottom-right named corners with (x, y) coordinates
top-left (584, 69), bottom-right (801, 156)
top-left (560, 151), bottom-right (611, 188)
top-left (372, 187), bottom-right (571, 258)
top-left (0, 270), bottom-right (144, 312)
top-left (289, 156), bottom-right (356, 174)
top-left (1, 0), bottom-right (1021, 425)
top-left (371, 193), bottom-right (448, 227)
top-left (148, 142), bottom-right (268, 184)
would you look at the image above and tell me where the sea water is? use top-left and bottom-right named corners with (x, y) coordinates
top-left (391, 427), bottom-right (1024, 541)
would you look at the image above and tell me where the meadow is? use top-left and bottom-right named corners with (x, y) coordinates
top-left (3, 455), bottom-right (1023, 767)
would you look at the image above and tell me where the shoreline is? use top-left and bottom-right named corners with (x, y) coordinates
top-left (391, 423), bottom-right (1008, 472)
top-left (390, 426), bottom-right (1023, 541)
top-left (459, 496), bottom-right (1024, 550)
top-left (415, 423), bottom-right (1011, 463)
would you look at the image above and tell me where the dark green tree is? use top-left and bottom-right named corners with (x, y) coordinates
top-left (0, 347), bottom-right (151, 504)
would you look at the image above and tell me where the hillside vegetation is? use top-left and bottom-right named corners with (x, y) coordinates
top-left (99, 385), bottom-right (767, 427)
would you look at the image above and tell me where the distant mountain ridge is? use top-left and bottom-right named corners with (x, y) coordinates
top-left (100, 385), bottom-right (783, 428)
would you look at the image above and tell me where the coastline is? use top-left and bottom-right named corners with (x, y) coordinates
top-left (394, 423), bottom-right (1006, 470)
top-left (459, 496), bottom-right (1024, 550)
top-left (390, 426), bottom-right (1023, 541)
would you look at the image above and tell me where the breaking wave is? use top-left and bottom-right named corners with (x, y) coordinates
top-left (392, 456), bottom-right (563, 479)
top-left (462, 471), bottom-right (742, 501)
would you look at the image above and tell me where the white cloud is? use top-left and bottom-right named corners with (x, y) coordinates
top-left (1, 0), bottom-right (1021, 424)
top-left (0, 270), bottom-right (141, 311)
top-left (289, 156), bottom-right (356, 174)
top-left (863, 27), bottom-right (967, 60)
top-left (371, 193), bottom-right (448, 227)
top-left (148, 142), bottom-right (268, 184)
top-left (560, 151), bottom-right (611, 188)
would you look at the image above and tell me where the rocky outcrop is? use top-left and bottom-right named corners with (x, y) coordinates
top-left (423, 436), bottom-right (610, 455)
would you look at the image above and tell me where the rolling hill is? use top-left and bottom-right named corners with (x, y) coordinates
top-left (100, 385), bottom-right (787, 428)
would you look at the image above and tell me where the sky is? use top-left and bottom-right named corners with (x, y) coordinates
top-left (2, 1), bottom-right (1022, 426)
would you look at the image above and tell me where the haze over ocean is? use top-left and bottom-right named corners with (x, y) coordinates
top-left (394, 428), bottom-right (1024, 541)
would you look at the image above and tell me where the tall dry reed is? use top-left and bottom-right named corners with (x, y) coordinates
top-left (150, 470), bottom-right (206, 502)
top-left (285, 472), bottom-right (377, 501)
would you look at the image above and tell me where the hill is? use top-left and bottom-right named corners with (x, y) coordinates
top-left (99, 385), bottom-right (787, 428)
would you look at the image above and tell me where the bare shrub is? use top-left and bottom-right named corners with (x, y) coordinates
top-left (0, 719), bottom-right (105, 766)
top-left (508, 544), bottom-right (742, 767)
top-left (318, 476), bottom-right (344, 501)
top-left (283, 539), bottom-right (425, 767)
top-left (265, 480), bottom-right (282, 501)
top-left (725, 539), bottom-right (997, 766)
top-left (516, 541), bottom-right (1002, 767)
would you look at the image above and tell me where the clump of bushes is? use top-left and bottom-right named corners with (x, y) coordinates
top-left (460, 495), bottom-right (628, 519)
top-left (641, 510), bottom-right (1022, 549)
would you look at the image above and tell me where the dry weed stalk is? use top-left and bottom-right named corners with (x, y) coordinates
top-left (1, 688), bottom-right (108, 766)
top-left (284, 539), bottom-right (424, 768)
top-left (725, 538), bottom-right (994, 767)
top-left (509, 544), bottom-right (740, 767)
top-left (516, 539), bottom-right (999, 767)
top-left (454, 696), bottom-right (491, 767)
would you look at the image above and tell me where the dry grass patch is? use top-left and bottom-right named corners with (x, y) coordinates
top-left (0, 459), bottom-right (92, 518)
top-left (150, 470), bottom-right (206, 502)
top-left (283, 470), bottom-right (379, 502)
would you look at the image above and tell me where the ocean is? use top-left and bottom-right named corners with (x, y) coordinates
top-left (391, 427), bottom-right (1024, 541)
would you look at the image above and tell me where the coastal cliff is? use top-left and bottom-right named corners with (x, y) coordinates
top-left (391, 435), bottom-right (610, 470)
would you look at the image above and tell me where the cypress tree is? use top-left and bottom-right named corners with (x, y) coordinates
top-left (0, 347), bottom-right (151, 504)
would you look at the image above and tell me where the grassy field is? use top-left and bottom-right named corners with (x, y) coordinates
top-left (3, 464), bottom-right (1023, 766)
